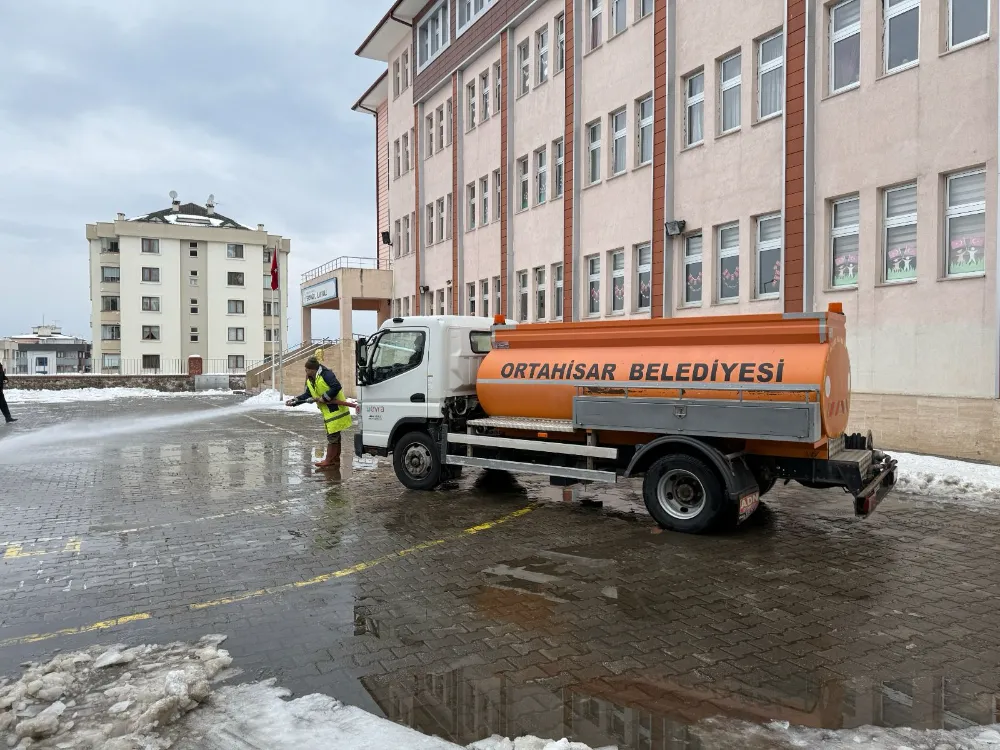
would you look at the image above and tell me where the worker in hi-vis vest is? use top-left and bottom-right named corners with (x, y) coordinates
top-left (286, 356), bottom-right (356, 468)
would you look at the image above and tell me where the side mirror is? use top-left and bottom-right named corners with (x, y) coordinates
top-left (355, 338), bottom-right (369, 386)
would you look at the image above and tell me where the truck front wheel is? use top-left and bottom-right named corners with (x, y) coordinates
top-left (393, 431), bottom-right (442, 490)
top-left (642, 454), bottom-right (727, 534)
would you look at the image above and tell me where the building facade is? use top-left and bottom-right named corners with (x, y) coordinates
top-left (353, 0), bottom-right (998, 459)
top-left (86, 196), bottom-right (290, 375)
top-left (1, 325), bottom-right (91, 375)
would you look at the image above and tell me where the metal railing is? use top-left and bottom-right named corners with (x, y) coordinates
top-left (301, 256), bottom-right (379, 284)
top-left (92, 358), bottom-right (264, 376)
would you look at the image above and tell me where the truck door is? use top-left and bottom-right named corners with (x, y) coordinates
top-left (359, 327), bottom-right (429, 450)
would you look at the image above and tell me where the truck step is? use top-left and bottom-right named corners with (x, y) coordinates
top-left (466, 416), bottom-right (577, 433)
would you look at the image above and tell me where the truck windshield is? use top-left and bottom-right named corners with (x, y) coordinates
top-left (470, 331), bottom-right (492, 354)
top-left (368, 330), bottom-right (426, 383)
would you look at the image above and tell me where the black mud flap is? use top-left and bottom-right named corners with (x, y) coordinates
top-left (728, 457), bottom-right (762, 526)
top-left (354, 432), bottom-right (364, 458)
top-left (854, 455), bottom-right (898, 517)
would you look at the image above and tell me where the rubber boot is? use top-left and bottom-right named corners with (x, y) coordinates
top-left (314, 442), bottom-right (341, 468)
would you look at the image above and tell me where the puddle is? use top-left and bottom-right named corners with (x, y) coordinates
top-left (360, 667), bottom-right (998, 749)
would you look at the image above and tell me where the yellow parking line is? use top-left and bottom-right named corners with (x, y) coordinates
top-left (0, 505), bottom-right (535, 650)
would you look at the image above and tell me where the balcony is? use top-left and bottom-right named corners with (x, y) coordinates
top-left (301, 256), bottom-right (378, 284)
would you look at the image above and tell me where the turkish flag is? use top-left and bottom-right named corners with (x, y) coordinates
top-left (270, 249), bottom-right (279, 291)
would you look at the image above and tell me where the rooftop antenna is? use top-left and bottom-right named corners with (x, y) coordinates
top-left (169, 190), bottom-right (178, 200)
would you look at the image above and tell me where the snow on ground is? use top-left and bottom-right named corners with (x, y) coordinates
top-left (4, 388), bottom-right (234, 404)
top-left (894, 450), bottom-right (1000, 506)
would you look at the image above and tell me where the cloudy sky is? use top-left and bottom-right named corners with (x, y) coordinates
top-left (0, 0), bottom-right (387, 344)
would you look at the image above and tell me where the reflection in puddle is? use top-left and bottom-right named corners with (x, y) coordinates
top-left (361, 667), bottom-right (998, 748)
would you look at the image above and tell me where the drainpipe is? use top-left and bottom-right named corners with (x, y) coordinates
top-left (802, 0), bottom-right (816, 313)
top-left (663, 0), bottom-right (677, 317)
top-left (995, 31), bottom-right (1000, 398)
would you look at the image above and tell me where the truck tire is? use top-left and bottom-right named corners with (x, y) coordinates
top-left (393, 431), bottom-right (442, 490)
top-left (642, 454), bottom-right (728, 534)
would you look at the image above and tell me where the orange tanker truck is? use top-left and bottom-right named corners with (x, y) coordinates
top-left (354, 304), bottom-right (897, 534)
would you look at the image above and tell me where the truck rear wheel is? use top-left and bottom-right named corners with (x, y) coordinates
top-left (393, 431), bottom-right (442, 490)
top-left (642, 454), bottom-right (727, 534)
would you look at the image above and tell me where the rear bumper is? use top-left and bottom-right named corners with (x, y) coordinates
top-left (854, 453), bottom-right (898, 517)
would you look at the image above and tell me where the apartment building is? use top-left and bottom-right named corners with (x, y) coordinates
top-left (354, 0), bottom-right (998, 458)
top-left (86, 196), bottom-right (291, 375)
top-left (2, 325), bottom-right (91, 375)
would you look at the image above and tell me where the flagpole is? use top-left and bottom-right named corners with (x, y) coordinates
top-left (278, 247), bottom-right (285, 401)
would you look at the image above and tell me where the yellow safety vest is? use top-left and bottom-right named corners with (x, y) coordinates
top-left (306, 370), bottom-right (352, 436)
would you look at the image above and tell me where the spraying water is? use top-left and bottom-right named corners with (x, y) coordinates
top-left (0, 396), bottom-right (297, 464)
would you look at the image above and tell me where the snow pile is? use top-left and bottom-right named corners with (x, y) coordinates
top-left (0, 635), bottom-right (234, 750)
top-left (894, 451), bottom-right (1000, 505)
top-left (4, 388), bottom-right (233, 404)
top-left (468, 738), bottom-right (612, 750)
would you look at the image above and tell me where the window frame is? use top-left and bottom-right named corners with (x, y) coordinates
top-left (637, 95), bottom-right (653, 165)
top-left (142, 354), bottom-right (161, 371)
top-left (534, 266), bottom-right (546, 320)
top-left (227, 326), bottom-right (245, 343)
top-left (636, 243), bottom-right (652, 311)
top-left (882, 183), bottom-right (918, 284)
top-left (467, 182), bottom-right (477, 230)
top-left (949, 0), bottom-right (991, 49)
top-left (684, 234), bottom-right (705, 306)
top-left (101, 295), bottom-right (120, 312)
top-left (480, 176), bottom-right (490, 226)
top-left (587, 255), bottom-right (601, 315)
top-left (610, 249), bottom-right (626, 313)
top-left (755, 213), bottom-right (783, 299)
top-left (102, 353), bottom-right (121, 370)
top-left (610, 108), bottom-right (627, 176)
top-left (226, 243), bottom-right (244, 259)
top-left (830, 196), bottom-right (861, 288)
top-left (101, 266), bottom-right (121, 284)
top-left (829, 0), bottom-right (861, 93)
top-left (717, 223), bottom-right (740, 303)
top-left (553, 263), bottom-right (564, 319)
top-left (684, 71), bottom-right (705, 147)
top-left (517, 156), bottom-right (530, 211)
top-left (553, 138), bottom-right (565, 197)
top-left (367, 330), bottom-right (427, 385)
top-left (468, 282), bottom-right (477, 315)
top-left (141, 238), bottom-right (159, 254)
top-left (481, 279), bottom-right (490, 318)
top-left (467, 80), bottom-right (477, 129)
top-left (587, 120), bottom-right (602, 184)
top-left (518, 270), bottom-right (529, 321)
top-left (494, 276), bottom-right (502, 318)
top-left (517, 39), bottom-right (531, 96)
top-left (493, 63), bottom-right (501, 113)
top-left (437, 197), bottom-right (446, 240)
top-left (536, 25), bottom-right (550, 84)
top-left (101, 324), bottom-right (121, 341)
top-left (141, 296), bottom-right (160, 312)
top-left (590, 0), bottom-right (603, 50)
top-left (719, 53), bottom-right (742, 133)
top-left (401, 49), bottom-right (410, 89)
top-left (535, 146), bottom-right (548, 204)
top-left (436, 106), bottom-right (445, 150)
top-left (457, 0), bottom-right (496, 35)
top-left (481, 70), bottom-right (491, 120)
top-left (610, 0), bottom-right (626, 37)
top-left (883, 0), bottom-right (921, 74)
top-left (447, 193), bottom-right (454, 238)
top-left (945, 168), bottom-right (987, 279)
top-left (758, 31), bottom-right (785, 120)
top-left (141, 325), bottom-right (161, 341)
top-left (141, 266), bottom-right (160, 283)
top-left (426, 202), bottom-right (435, 245)
top-left (555, 13), bottom-right (566, 72)
top-left (426, 113), bottom-right (435, 155)
top-left (227, 271), bottom-right (245, 287)
top-left (637, 0), bottom-right (654, 20)
top-left (417, 0), bottom-right (450, 72)
top-left (446, 98), bottom-right (454, 145)
top-left (493, 169), bottom-right (502, 221)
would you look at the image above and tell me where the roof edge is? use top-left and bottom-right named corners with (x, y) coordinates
top-left (352, 71), bottom-right (390, 115)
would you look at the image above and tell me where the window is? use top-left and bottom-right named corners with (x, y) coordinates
top-left (458, 0), bottom-right (496, 32)
top-left (468, 282), bottom-right (477, 315)
top-left (394, 219), bottom-right (402, 257)
top-left (263, 249), bottom-right (272, 263)
top-left (758, 32), bottom-right (784, 119)
top-left (555, 13), bottom-right (566, 72)
top-left (228, 355), bottom-right (246, 371)
top-left (720, 54), bottom-right (742, 132)
top-left (587, 256), bottom-right (601, 314)
top-left (552, 139), bottom-right (565, 197)
top-left (368, 330), bottom-right (426, 385)
top-left (756, 214), bottom-right (783, 297)
top-left (191, 327), bottom-right (199, 343)
top-left (494, 276), bottom-right (502, 317)
top-left (638, 0), bottom-right (653, 19)
top-left (718, 224), bottom-right (739, 301)
top-left (404, 297), bottom-right (411, 316)
top-left (480, 176), bottom-right (489, 225)
top-left (142, 325), bottom-right (160, 341)
top-left (537, 26), bottom-right (549, 84)
top-left (227, 243), bottom-right (244, 259)
top-left (438, 289), bottom-right (446, 315)
top-left (637, 96), bottom-right (653, 165)
top-left (228, 299), bottom-right (245, 314)
top-left (950, 0), bottom-right (989, 48)
top-left (467, 182), bottom-right (477, 228)
top-left (101, 324), bottom-right (121, 341)
top-left (417, 1), bottom-right (449, 70)
top-left (141, 238), bottom-right (159, 254)
top-left (480, 71), bottom-right (490, 120)
top-left (884, 0), bottom-right (919, 73)
top-left (517, 40), bottom-right (530, 96)
top-left (393, 59), bottom-right (401, 97)
top-left (829, 197), bottom-right (860, 287)
top-left (446, 193), bottom-right (454, 238)
top-left (141, 296), bottom-right (160, 312)
top-left (467, 81), bottom-right (477, 128)
top-left (264, 301), bottom-right (274, 316)
top-left (427, 203), bottom-right (435, 244)
top-left (141, 267), bottom-right (160, 283)
top-left (517, 157), bottom-right (530, 210)
top-left (394, 139), bottom-right (401, 178)
top-left (535, 147), bottom-right (548, 204)
top-left (685, 71), bottom-right (705, 146)
top-left (426, 114), bottom-right (435, 155)
top-left (590, 0), bottom-right (603, 50)
top-left (611, 108), bottom-right (627, 175)
top-left (446, 98), bottom-right (454, 144)
top-left (265, 328), bottom-right (279, 343)
top-left (402, 131), bottom-right (410, 172)
top-left (101, 295), bottom-right (120, 312)
top-left (636, 243), bottom-right (652, 310)
top-left (493, 169), bottom-right (502, 221)
top-left (189, 270), bottom-right (199, 286)
top-left (682, 234), bottom-right (704, 305)
top-left (403, 215), bottom-right (411, 254)
top-left (553, 263), bottom-right (564, 319)
top-left (493, 62), bottom-right (502, 113)
top-left (611, 0), bottom-right (626, 35)
top-left (481, 280), bottom-right (490, 317)
top-left (588, 121), bottom-right (602, 184)
top-left (228, 272), bottom-right (245, 286)
top-left (437, 198), bottom-right (446, 240)
top-left (518, 271), bottom-right (529, 321)
top-left (946, 169), bottom-right (986, 277)
top-left (436, 106), bottom-right (445, 151)
top-left (101, 238), bottom-right (120, 253)
top-left (883, 183), bottom-right (917, 282)
top-left (228, 327), bottom-right (245, 342)
top-left (402, 49), bottom-right (410, 89)
top-left (102, 354), bottom-right (121, 371)
top-left (534, 267), bottom-right (546, 319)
top-left (101, 266), bottom-right (120, 283)
top-left (190, 299), bottom-right (199, 314)
top-left (610, 250), bottom-right (625, 312)
top-left (142, 355), bottom-right (161, 371)
top-left (830, 0), bottom-right (861, 92)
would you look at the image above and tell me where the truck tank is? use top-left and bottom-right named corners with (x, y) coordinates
top-left (476, 307), bottom-right (851, 440)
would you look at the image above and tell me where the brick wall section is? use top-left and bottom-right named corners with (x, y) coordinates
top-left (451, 73), bottom-right (460, 314)
top-left (376, 101), bottom-right (391, 270)
top-left (500, 30), bottom-right (509, 315)
top-left (414, 105), bottom-right (422, 308)
top-left (783, 0), bottom-right (806, 312)
top-left (561, 0), bottom-right (575, 321)
top-left (413, 0), bottom-right (534, 103)
top-left (651, 0), bottom-right (667, 317)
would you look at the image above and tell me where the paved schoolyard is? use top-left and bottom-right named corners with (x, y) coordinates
top-left (0, 395), bottom-right (998, 748)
